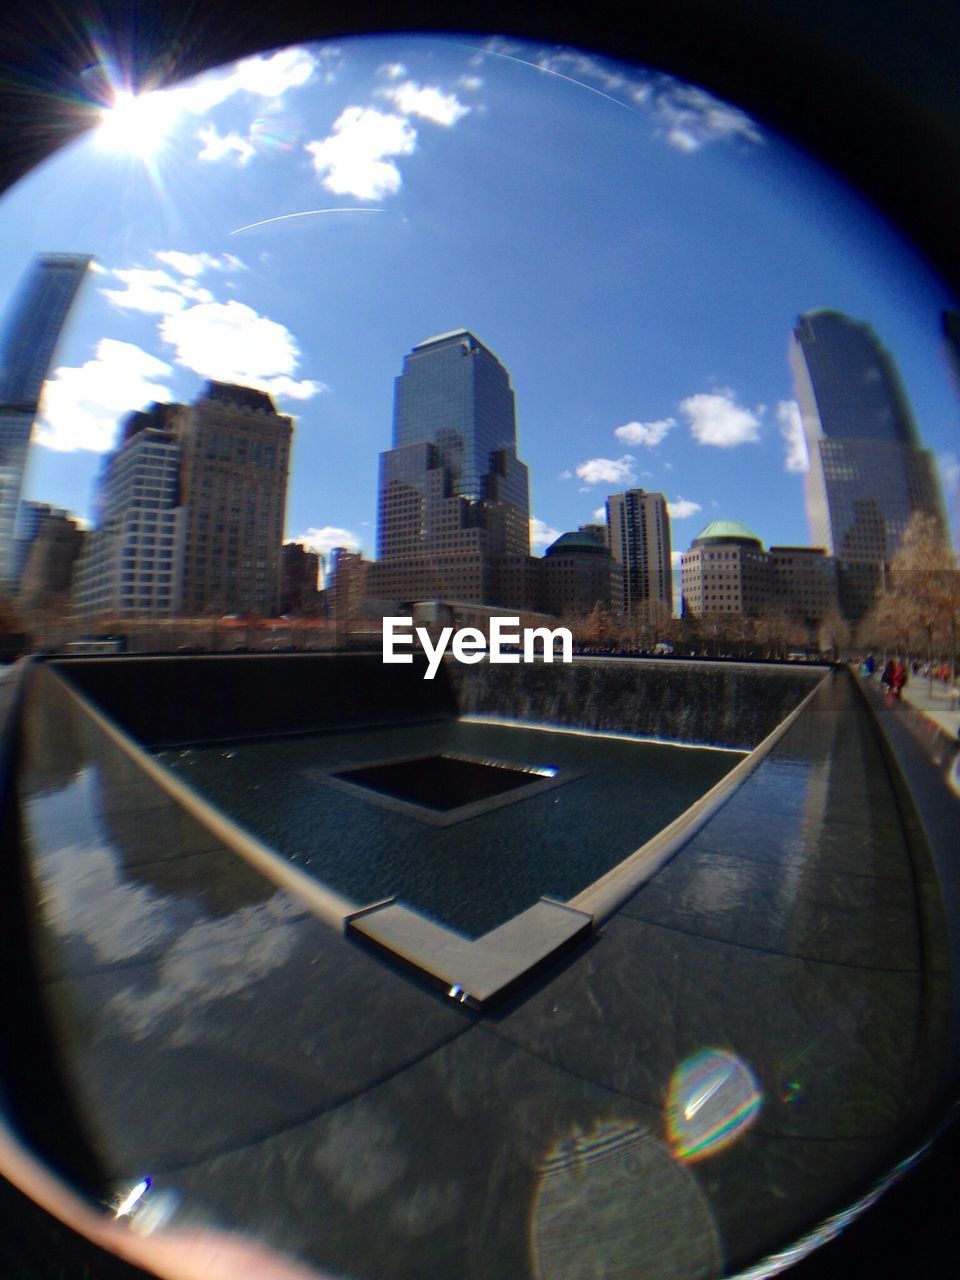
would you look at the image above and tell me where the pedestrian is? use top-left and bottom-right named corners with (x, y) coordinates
top-left (892, 658), bottom-right (908, 700)
top-left (881, 659), bottom-right (895, 704)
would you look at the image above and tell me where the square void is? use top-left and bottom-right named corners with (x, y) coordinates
top-left (324, 753), bottom-right (574, 826)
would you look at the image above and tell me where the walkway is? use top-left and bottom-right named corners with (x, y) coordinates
top-left (900, 674), bottom-right (960, 741)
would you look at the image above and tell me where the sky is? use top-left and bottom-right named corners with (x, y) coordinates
top-left (1, 33), bottom-right (958, 570)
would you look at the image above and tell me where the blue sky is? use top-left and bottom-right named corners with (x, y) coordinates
top-left (2, 34), bottom-right (958, 565)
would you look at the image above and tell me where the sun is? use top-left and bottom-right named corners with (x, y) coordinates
top-left (96, 88), bottom-right (179, 158)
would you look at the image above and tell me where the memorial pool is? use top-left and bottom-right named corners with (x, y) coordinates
top-left (158, 719), bottom-right (742, 936)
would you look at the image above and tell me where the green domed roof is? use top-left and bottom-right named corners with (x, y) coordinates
top-left (692, 520), bottom-right (763, 548)
top-left (545, 530), bottom-right (606, 556)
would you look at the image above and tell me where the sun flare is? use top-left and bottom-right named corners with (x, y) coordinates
top-left (96, 89), bottom-right (178, 158)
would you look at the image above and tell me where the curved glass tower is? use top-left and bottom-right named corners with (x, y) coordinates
top-left (789, 309), bottom-right (946, 619)
top-left (0, 253), bottom-right (92, 585)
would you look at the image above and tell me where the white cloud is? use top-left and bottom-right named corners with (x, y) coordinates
top-left (575, 455), bottom-right (636, 486)
top-left (197, 123), bottom-right (255, 164)
top-left (306, 107), bottom-right (417, 199)
top-left (379, 80), bottom-right (470, 126)
top-left (650, 82), bottom-right (762, 152)
top-left (680, 390), bottom-right (762, 448)
top-left (777, 399), bottom-right (809, 473)
top-left (97, 48), bottom-right (322, 161)
top-left (100, 267), bottom-right (213, 315)
top-left (936, 451), bottom-right (959, 494)
top-left (152, 250), bottom-right (245, 277)
top-left (159, 300), bottom-right (326, 401)
top-left (667, 496), bottom-right (703, 520)
top-left (377, 62), bottom-right (408, 81)
top-left (671, 550), bottom-right (685, 567)
top-left (175, 47), bottom-right (321, 117)
top-left (533, 50), bottom-right (760, 152)
top-left (292, 526), bottom-right (362, 557)
top-left (530, 517), bottom-right (561, 550)
top-left (614, 417), bottom-right (676, 447)
top-left (36, 339), bottom-right (173, 453)
top-left (459, 75), bottom-right (484, 91)
top-left (535, 50), bottom-right (627, 94)
top-left (592, 506), bottom-right (606, 521)
top-left (231, 47), bottom-right (319, 98)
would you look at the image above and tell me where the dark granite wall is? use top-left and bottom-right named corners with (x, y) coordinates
top-left (447, 658), bottom-right (825, 749)
top-left (51, 653), bottom-right (458, 747)
top-left (51, 653), bottom-right (824, 751)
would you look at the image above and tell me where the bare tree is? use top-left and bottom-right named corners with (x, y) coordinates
top-left (887, 512), bottom-right (960, 687)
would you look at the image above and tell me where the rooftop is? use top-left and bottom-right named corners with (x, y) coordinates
top-left (692, 519), bottom-right (764, 547)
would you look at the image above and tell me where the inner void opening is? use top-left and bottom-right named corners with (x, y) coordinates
top-left (158, 719), bottom-right (743, 937)
top-left (330, 752), bottom-right (561, 817)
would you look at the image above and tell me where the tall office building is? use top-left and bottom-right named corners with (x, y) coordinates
top-left (370, 330), bottom-right (531, 604)
top-left (0, 253), bottom-right (92, 584)
top-left (790, 310), bottom-right (946, 617)
top-left (178, 382), bottom-right (293, 617)
top-left (73, 403), bottom-right (186, 619)
top-left (605, 489), bottom-right (673, 616)
top-left (680, 521), bottom-right (838, 626)
top-left (16, 510), bottom-right (84, 618)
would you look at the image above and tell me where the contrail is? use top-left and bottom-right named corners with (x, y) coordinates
top-left (229, 208), bottom-right (385, 235)
top-left (452, 42), bottom-right (638, 115)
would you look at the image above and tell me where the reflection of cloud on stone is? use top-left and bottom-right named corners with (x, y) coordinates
top-left (532, 1121), bottom-right (721, 1279)
top-left (107, 902), bottom-right (300, 1042)
top-left (37, 839), bottom-right (176, 963)
top-left (313, 1106), bottom-right (409, 1209)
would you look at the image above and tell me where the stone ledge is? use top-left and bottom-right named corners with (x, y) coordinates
top-left (347, 897), bottom-right (593, 1008)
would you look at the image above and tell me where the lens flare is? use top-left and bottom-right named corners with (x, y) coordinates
top-left (96, 89), bottom-right (179, 158)
top-left (666, 1049), bottom-right (762, 1161)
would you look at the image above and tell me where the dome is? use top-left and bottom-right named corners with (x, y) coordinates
top-left (691, 520), bottom-right (764, 549)
top-left (544, 530), bottom-right (607, 556)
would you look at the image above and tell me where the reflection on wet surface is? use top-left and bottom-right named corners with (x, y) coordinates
top-left (12, 664), bottom-right (954, 1279)
top-left (157, 720), bottom-right (740, 936)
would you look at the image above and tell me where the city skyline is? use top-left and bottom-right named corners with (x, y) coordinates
top-left (0, 35), bottom-right (956, 570)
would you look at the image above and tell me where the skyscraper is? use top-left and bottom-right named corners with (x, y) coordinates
top-left (605, 489), bottom-right (673, 617)
top-left (790, 310), bottom-right (946, 617)
top-left (73, 403), bottom-right (187, 619)
top-left (370, 330), bottom-right (531, 604)
top-left (178, 382), bottom-right (293, 617)
top-left (0, 253), bottom-right (92, 584)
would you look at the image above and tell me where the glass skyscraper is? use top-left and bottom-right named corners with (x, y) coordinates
top-left (372, 330), bottom-right (531, 605)
top-left (789, 310), bottom-right (945, 617)
top-left (0, 253), bottom-right (92, 584)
